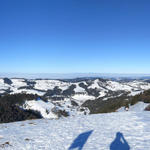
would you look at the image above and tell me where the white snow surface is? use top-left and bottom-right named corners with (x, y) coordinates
top-left (0, 112), bottom-right (150, 150)
top-left (72, 94), bottom-right (95, 105)
top-left (106, 81), bottom-right (133, 91)
top-left (88, 79), bottom-right (101, 89)
top-left (11, 79), bottom-right (27, 88)
top-left (74, 83), bottom-right (85, 93)
top-left (23, 99), bottom-right (89, 119)
top-left (23, 100), bottom-right (58, 119)
top-left (0, 79), bottom-right (10, 90)
top-left (11, 89), bottom-right (45, 96)
top-left (34, 80), bottom-right (70, 91)
top-left (128, 90), bottom-right (142, 96)
top-left (118, 102), bottom-right (149, 112)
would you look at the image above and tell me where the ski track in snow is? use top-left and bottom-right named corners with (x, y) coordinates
top-left (0, 112), bottom-right (150, 150)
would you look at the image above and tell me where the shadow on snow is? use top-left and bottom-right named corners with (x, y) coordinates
top-left (69, 131), bottom-right (130, 150)
top-left (68, 130), bottom-right (93, 150)
top-left (110, 132), bottom-right (130, 150)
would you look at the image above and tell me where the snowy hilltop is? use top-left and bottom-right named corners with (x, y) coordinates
top-left (0, 111), bottom-right (150, 150)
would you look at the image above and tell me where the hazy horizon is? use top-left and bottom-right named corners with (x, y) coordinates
top-left (1, 72), bottom-right (150, 79)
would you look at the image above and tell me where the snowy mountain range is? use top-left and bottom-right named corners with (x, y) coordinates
top-left (0, 77), bottom-right (150, 120)
top-left (1, 77), bottom-right (150, 99)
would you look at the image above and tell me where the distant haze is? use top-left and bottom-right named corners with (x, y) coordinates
top-left (0, 73), bottom-right (150, 79)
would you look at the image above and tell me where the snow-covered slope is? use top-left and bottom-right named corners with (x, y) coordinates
top-left (34, 80), bottom-right (70, 91)
top-left (118, 102), bottom-right (149, 112)
top-left (22, 99), bottom-right (89, 119)
top-left (0, 111), bottom-right (150, 150)
top-left (23, 100), bottom-right (58, 119)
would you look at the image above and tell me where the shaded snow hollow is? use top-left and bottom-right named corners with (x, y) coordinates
top-left (0, 111), bottom-right (150, 150)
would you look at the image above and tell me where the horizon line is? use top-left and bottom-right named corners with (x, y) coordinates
top-left (0, 72), bottom-right (150, 79)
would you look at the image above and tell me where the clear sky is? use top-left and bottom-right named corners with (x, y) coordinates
top-left (0, 0), bottom-right (150, 74)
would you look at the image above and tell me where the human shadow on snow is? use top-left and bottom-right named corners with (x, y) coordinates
top-left (110, 132), bottom-right (130, 150)
top-left (68, 130), bottom-right (93, 150)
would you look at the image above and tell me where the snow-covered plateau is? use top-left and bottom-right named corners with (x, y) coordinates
top-left (0, 111), bottom-right (150, 150)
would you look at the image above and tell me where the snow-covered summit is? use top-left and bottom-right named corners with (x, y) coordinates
top-left (0, 111), bottom-right (150, 150)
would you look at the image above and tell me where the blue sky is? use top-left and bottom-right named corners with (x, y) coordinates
top-left (0, 0), bottom-right (150, 74)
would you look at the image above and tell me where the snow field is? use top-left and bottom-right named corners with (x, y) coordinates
top-left (0, 112), bottom-right (150, 150)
